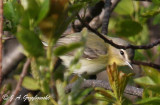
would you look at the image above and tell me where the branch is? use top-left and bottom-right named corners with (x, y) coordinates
top-left (132, 60), bottom-right (160, 70)
top-left (77, 14), bottom-right (160, 50)
top-left (84, 1), bottom-right (105, 23)
top-left (101, 0), bottom-right (111, 35)
top-left (65, 80), bottom-right (143, 97)
top-left (0, 0), bottom-right (3, 88)
top-left (74, 0), bottom-right (121, 32)
top-left (4, 58), bottom-right (30, 105)
top-left (73, 1), bottom-right (104, 32)
top-left (88, 0), bottom-right (122, 30)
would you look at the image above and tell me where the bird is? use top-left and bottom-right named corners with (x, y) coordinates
top-left (52, 29), bottom-right (135, 76)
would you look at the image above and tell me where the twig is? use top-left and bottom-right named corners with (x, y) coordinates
top-left (4, 58), bottom-right (30, 105)
top-left (2, 36), bottom-right (16, 40)
top-left (77, 14), bottom-right (160, 50)
top-left (132, 60), bottom-right (160, 70)
top-left (101, 0), bottom-right (111, 35)
top-left (0, 0), bottom-right (3, 88)
top-left (65, 80), bottom-right (143, 97)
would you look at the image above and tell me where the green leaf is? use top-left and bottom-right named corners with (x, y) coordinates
top-left (94, 87), bottom-right (114, 99)
top-left (3, 1), bottom-right (22, 32)
top-left (4, 2), bottom-right (15, 21)
top-left (141, 8), bottom-right (160, 18)
top-left (53, 42), bottom-right (83, 56)
top-left (36, 0), bottom-right (49, 24)
top-left (152, 0), bottom-right (160, 5)
top-left (122, 97), bottom-right (133, 105)
top-left (94, 93), bottom-right (113, 103)
top-left (134, 50), bottom-right (147, 60)
top-left (134, 76), bottom-right (160, 92)
top-left (142, 66), bottom-right (160, 84)
top-left (136, 97), bottom-right (160, 105)
top-left (14, 75), bottom-right (40, 90)
top-left (21, 0), bottom-right (40, 19)
top-left (71, 78), bottom-right (84, 98)
top-left (116, 20), bottom-right (143, 37)
top-left (134, 76), bottom-right (156, 86)
top-left (20, 13), bottom-right (30, 29)
top-left (153, 14), bottom-right (160, 25)
top-left (68, 2), bottom-right (84, 12)
top-left (56, 80), bottom-right (68, 105)
top-left (158, 46), bottom-right (160, 52)
top-left (16, 28), bottom-right (44, 57)
top-left (114, 0), bottom-right (134, 15)
top-left (72, 88), bottom-right (94, 105)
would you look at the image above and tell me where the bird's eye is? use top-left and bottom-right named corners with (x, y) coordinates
top-left (120, 50), bottom-right (124, 55)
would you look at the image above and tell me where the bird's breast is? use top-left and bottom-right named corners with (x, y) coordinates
top-left (60, 55), bottom-right (109, 75)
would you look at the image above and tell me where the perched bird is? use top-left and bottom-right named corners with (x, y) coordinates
top-left (53, 29), bottom-right (135, 75)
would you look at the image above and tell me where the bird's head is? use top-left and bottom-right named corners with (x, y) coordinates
top-left (107, 37), bottom-right (135, 69)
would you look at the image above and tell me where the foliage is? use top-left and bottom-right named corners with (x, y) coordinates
top-left (2, 0), bottom-right (160, 105)
top-left (134, 67), bottom-right (160, 105)
top-left (94, 63), bottom-right (133, 105)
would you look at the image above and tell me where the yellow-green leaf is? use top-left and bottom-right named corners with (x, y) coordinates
top-left (14, 75), bottom-right (40, 90)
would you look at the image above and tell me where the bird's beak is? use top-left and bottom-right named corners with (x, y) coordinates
top-left (126, 61), bottom-right (133, 70)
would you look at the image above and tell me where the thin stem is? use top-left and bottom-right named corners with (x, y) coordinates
top-left (132, 60), bottom-right (160, 70)
top-left (47, 38), bottom-right (52, 60)
top-left (4, 59), bottom-right (30, 105)
top-left (47, 37), bottom-right (58, 100)
top-left (77, 14), bottom-right (160, 50)
top-left (0, 0), bottom-right (3, 88)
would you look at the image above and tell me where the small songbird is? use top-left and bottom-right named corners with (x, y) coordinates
top-left (54, 29), bottom-right (135, 75)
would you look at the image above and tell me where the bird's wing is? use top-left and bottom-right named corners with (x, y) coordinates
top-left (56, 32), bottom-right (108, 59)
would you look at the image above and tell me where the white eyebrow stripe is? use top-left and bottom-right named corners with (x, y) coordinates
top-left (124, 50), bottom-right (129, 61)
top-left (125, 52), bottom-right (129, 61)
top-left (121, 49), bottom-right (129, 61)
